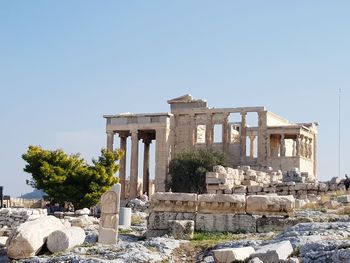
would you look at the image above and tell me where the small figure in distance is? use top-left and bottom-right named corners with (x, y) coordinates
top-left (344, 174), bottom-right (350, 191)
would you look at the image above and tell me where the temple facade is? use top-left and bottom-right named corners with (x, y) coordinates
top-left (104, 95), bottom-right (318, 199)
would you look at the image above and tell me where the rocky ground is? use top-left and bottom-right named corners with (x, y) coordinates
top-left (2, 207), bottom-right (350, 262)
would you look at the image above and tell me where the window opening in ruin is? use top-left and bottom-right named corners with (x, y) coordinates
top-left (230, 124), bottom-right (240, 143)
top-left (213, 124), bottom-right (223, 143)
top-left (284, 139), bottom-right (294, 157)
top-left (246, 112), bottom-right (258, 128)
top-left (196, 125), bottom-right (206, 144)
top-left (228, 113), bottom-right (241, 143)
top-left (246, 135), bottom-right (258, 159)
top-left (253, 136), bottom-right (258, 158)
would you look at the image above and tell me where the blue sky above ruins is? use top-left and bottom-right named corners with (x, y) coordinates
top-left (0, 1), bottom-right (349, 196)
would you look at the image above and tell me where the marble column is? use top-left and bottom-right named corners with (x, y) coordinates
top-left (107, 131), bottom-right (114, 151)
top-left (190, 114), bottom-right (196, 148)
top-left (240, 112), bottom-right (247, 162)
top-left (119, 132), bottom-right (128, 199)
top-left (222, 113), bottom-right (229, 154)
top-left (206, 114), bottom-right (213, 148)
top-left (292, 139), bottom-right (296, 156)
top-left (300, 135), bottom-right (305, 157)
top-left (280, 134), bottom-right (286, 157)
top-left (296, 135), bottom-right (301, 156)
top-left (249, 135), bottom-right (256, 160)
top-left (129, 130), bottom-right (139, 198)
top-left (142, 137), bottom-right (151, 195)
top-left (308, 138), bottom-right (313, 159)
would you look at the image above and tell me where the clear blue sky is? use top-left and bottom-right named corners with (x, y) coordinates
top-left (0, 1), bottom-right (349, 197)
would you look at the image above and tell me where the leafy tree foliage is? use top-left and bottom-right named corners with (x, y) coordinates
top-left (22, 146), bottom-right (122, 209)
top-left (169, 149), bottom-right (226, 194)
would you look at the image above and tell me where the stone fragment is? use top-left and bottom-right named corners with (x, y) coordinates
top-left (75, 208), bottom-right (90, 216)
top-left (256, 216), bottom-right (312, 233)
top-left (6, 216), bottom-right (64, 259)
top-left (0, 236), bottom-right (7, 247)
top-left (148, 212), bottom-right (195, 230)
top-left (197, 194), bottom-right (245, 214)
top-left (212, 246), bottom-right (255, 263)
top-left (213, 165), bottom-right (227, 173)
top-left (150, 192), bottom-right (197, 212)
top-left (168, 220), bottom-right (194, 240)
top-left (251, 240), bottom-right (293, 263)
top-left (246, 195), bottom-right (295, 216)
top-left (196, 214), bottom-right (256, 233)
top-left (145, 229), bottom-right (169, 239)
top-left (47, 227), bottom-right (86, 253)
top-left (98, 183), bottom-right (121, 245)
top-left (337, 195), bottom-right (350, 204)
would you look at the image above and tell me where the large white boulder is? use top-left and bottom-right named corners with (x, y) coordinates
top-left (251, 240), bottom-right (293, 263)
top-left (47, 226), bottom-right (86, 253)
top-left (213, 246), bottom-right (255, 262)
top-left (75, 208), bottom-right (90, 216)
top-left (246, 195), bottom-right (295, 216)
top-left (6, 216), bottom-right (64, 259)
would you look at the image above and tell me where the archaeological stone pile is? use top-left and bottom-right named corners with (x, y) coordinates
top-left (0, 208), bottom-right (47, 229)
top-left (206, 165), bottom-right (337, 198)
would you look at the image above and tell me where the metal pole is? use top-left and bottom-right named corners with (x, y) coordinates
top-left (339, 88), bottom-right (342, 178)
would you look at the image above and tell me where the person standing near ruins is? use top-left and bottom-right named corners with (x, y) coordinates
top-left (344, 174), bottom-right (350, 191)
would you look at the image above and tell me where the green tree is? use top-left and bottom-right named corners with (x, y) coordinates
top-left (22, 145), bottom-right (122, 209)
top-left (169, 149), bottom-right (226, 194)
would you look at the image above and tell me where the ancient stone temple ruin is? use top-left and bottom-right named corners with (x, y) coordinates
top-left (104, 94), bottom-right (318, 199)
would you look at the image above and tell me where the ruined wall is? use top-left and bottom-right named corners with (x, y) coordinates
top-left (0, 208), bottom-right (47, 229)
top-left (147, 192), bottom-right (295, 235)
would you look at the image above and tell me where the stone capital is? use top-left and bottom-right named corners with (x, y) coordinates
top-left (118, 131), bottom-right (129, 138)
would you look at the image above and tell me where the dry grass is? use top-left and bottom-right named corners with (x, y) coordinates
top-left (320, 194), bottom-right (331, 204)
top-left (131, 214), bottom-right (143, 226)
top-left (331, 190), bottom-right (347, 198)
top-left (337, 205), bottom-right (350, 215)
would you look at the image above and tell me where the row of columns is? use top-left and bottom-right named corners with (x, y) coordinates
top-left (106, 130), bottom-right (152, 199)
top-left (269, 134), bottom-right (313, 159)
top-left (295, 135), bottom-right (313, 159)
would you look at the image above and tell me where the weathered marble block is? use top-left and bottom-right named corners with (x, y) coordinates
top-left (195, 214), bottom-right (257, 233)
top-left (150, 192), bottom-right (197, 212)
top-left (337, 195), bottom-right (350, 204)
top-left (213, 165), bottom-right (227, 173)
top-left (251, 240), bottom-right (293, 262)
top-left (197, 194), bottom-right (246, 214)
top-left (213, 247), bottom-right (255, 263)
top-left (168, 220), bottom-right (194, 240)
top-left (98, 183), bottom-right (121, 245)
top-left (246, 195), bottom-right (295, 216)
top-left (147, 212), bottom-right (196, 230)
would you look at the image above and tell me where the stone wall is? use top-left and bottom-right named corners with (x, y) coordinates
top-left (4, 198), bottom-right (46, 209)
top-left (0, 208), bottom-right (47, 229)
top-left (147, 192), bottom-right (295, 235)
top-left (207, 165), bottom-right (334, 199)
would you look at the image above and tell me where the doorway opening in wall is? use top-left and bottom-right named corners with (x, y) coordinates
top-left (246, 135), bottom-right (258, 159)
top-left (228, 113), bottom-right (241, 143)
top-left (196, 124), bottom-right (206, 144)
top-left (213, 124), bottom-right (223, 143)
